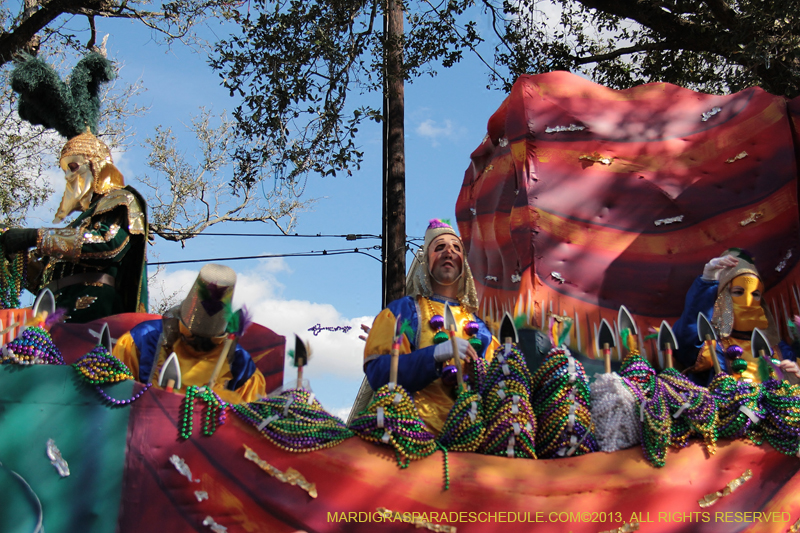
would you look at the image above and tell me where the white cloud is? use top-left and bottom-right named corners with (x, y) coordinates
top-left (416, 118), bottom-right (455, 147)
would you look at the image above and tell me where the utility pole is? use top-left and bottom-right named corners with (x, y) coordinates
top-left (381, 0), bottom-right (406, 308)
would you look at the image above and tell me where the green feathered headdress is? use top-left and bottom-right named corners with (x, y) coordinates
top-left (10, 52), bottom-right (115, 138)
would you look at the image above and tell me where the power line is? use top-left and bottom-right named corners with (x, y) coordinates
top-left (148, 246), bottom-right (383, 266)
top-left (154, 231), bottom-right (382, 240)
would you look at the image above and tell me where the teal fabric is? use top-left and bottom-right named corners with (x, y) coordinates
top-left (0, 365), bottom-right (131, 533)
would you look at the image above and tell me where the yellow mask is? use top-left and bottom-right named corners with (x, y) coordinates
top-left (730, 275), bottom-right (768, 331)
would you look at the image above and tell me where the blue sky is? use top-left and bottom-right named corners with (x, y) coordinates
top-left (27, 11), bottom-right (509, 418)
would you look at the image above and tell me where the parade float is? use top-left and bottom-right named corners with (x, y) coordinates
top-left (3, 70), bottom-right (800, 533)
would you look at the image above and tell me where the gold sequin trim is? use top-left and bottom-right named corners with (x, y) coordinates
top-left (242, 445), bottom-right (317, 498)
top-left (698, 469), bottom-right (752, 507)
top-left (83, 223), bottom-right (120, 244)
top-left (79, 236), bottom-right (129, 259)
top-left (788, 516), bottom-right (800, 532)
top-left (94, 189), bottom-right (146, 235)
top-left (376, 507), bottom-right (457, 533)
top-left (39, 228), bottom-right (83, 261)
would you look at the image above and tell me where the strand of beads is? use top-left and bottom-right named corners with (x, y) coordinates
top-left (659, 368), bottom-right (718, 454)
top-left (179, 385), bottom-right (227, 440)
top-left (759, 379), bottom-right (800, 456)
top-left (349, 383), bottom-right (437, 468)
top-left (0, 237), bottom-right (25, 309)
top-left (481, 345), bottom-right (531, 415)
top-left (479, 343), bottom-right (537, 458)
top-left (619, 352), bottom-right (672, 467)
top-left (480, 394), bottom-right (537, 458)
top-left (438, 382), bottom-right (485, 452)
top-left (530, 346), bottom-right (597, 458)
top-left (231, 389), bottom-right (353, 452)
top-left (1, 326), bottom-right (64, 365)
top-left (590, 372), bottom-right (640, 452)
top-left (709, 372), bottom-right (764, 443)
top-left (435, 442), bottom-right (450, 491)
top-left (72, 345), bottom-right (151, 406)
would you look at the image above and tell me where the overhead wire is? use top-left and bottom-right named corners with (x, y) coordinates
top-left (148, 246), bottom-right (383, 266)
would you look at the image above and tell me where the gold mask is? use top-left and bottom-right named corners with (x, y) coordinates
top-left (53, 155), bottom-right (94, 223)
top-left (730, 274), bottom-right (768, 331)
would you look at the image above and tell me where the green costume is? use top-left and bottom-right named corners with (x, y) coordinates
top-left (0, 53), bottom-right (149, 322)
top-left (36, 186), bottom-right (148, 322)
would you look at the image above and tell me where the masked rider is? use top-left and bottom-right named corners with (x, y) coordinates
top-left (673, 248), bottom-right (800, 384)
top-left (0, 53), bottom-right (147, 322)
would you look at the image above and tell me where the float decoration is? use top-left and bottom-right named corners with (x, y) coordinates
top-left (530, 315), bottom-right (598, 458)
top-left (591, 317), bottom-right (640, 452)
top-left (349, 314), bottom-right (439, 468)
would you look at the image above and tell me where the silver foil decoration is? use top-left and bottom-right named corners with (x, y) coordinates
top-left (484, 275), bottom-right (498, 282)
top-left (701, 107), bottom-right (722, 121)
top-left (654, 215), bottom-right (684, 226)
top-left (203, 516), bottom-right (227, 533)
top-left (511, 273), bottom-right (522, 283)
top-left (545, 124), bottom-right (585, 134)
top-left (195, 491), bottom-right (209, 502)
top-left (776, 250), bottom-right (793, 272)
top-left (46, 439), bottom-right (70, 477)
top-left (551, 272), bottom-right (566, 284)
top-left (725, 151), bottom-right (748, 163)
top-left (498, 137), bottom-right (509, 147)
top-left (169, 454), bottom-right (199, 483)
top-left (740, 212), bottom-right (763, 226)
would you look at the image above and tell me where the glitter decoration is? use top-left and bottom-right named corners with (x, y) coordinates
top-left (46, 439), bottom-right (69, 477)
top-left (701, 107), bottom-right (722, 121)
top-left (169, 455), bottom-right (199, 483)
top-left (698, 469), bottom-right (752, 507)
top-left (349, 383), bottom-right (438, 468)
top-left (653, 215), bottom-right (684, 226)
top-left (232, 389), bottom-right (353, 453)
top-left (530, 346), bottom-right (598, 458)
top-left (202, 516), bottom-right (227, 533)
top-left (243, 444), bottom-right (317, 498)
top-left (776, 249), bottom-right (793, 272)
top-left (725, 151), bottom-right (748, 163)
top-left (1, 326), bottom-right (63, 365)
top-left (194, 491), bottom-right (209, 502)
top-left (739, 211), bottom-right (763, 226)
top-left (545, 124), bottom-right (585, 134)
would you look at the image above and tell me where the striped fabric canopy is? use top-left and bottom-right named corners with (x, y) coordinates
top-left (456, 72), bottom-right (800, 360)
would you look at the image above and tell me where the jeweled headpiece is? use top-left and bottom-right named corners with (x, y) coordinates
top-left (406, 219), bottom-right (479, 312)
